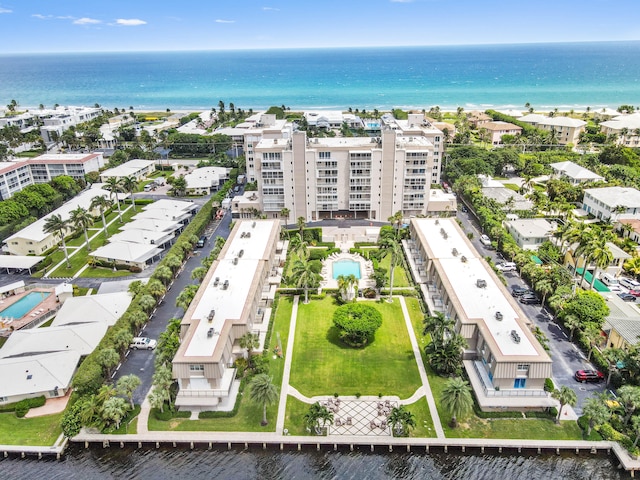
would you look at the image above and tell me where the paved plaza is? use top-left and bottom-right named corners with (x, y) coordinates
top-left (320, 397), bottom-right (398, 436)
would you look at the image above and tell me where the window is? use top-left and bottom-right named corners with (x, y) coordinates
top-left (189, 364), bottom-right (204, 372)
top-left (514, 378), bottom-right (526, 389)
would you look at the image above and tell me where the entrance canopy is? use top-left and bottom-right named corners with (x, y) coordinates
top-left (0, 256), bottom-right (44, 274)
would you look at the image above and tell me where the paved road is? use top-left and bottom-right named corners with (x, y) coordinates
top-left (456, 201), bottom-right (607, 414)
top-left (111, 210), bottom-right (233, 404)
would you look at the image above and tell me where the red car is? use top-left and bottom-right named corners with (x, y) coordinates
top-left (629, 289), bottom-right (640, 297)
top-left (574, 370), bottom-right (604, 383)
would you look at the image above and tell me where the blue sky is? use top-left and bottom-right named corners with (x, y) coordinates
top-left (0, 0), bottom-right (638, 53)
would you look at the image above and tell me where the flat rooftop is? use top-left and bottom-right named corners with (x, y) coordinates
top-left (182, 220), bottom-right (279, 358)
top-left (413, 218), bottom-right (540, 357)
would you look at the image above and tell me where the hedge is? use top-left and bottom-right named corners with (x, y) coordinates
top-left (0, 395), bottom-right (46, 414)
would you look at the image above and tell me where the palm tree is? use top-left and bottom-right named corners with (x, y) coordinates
top-left (304, 402), bottom-right (334, 435)
top-left (116, 374), bottom-right (141, 409)
top-left (582, 394), bottom-right (611, 436)
top-left (239, 332), bottom-right (260, 366)
top-left (603, 347), bottom-right (625, 385)
top-left (292, 258), bottom-right (318, 304)
top-left (248, 374), bottom-right (279, 426)
top-left (387, 405), bottom-right (416, 436)
top-left (90, 195), bottom-right (112, 239)
top-left (381, 236), bottom-right (402, 302)
top-left (587, 237), bottom-right (613, 290)
top-left (154, 265), bottom-right (173, 286)
top-left (440, 377), bottom-right (473, 428)
top-left (535, 278), bottom-right (554, 309)
top-left (337, 274), bottom-right (357, 302)
top-left (279, 207), bottom-right (290, 225)
top-left (145, 279), bottom-right (167, 299)
top-left (70, 206), bottom-right (94, 252)
top-left (104, 176), bottom-right (124, 223)
top-left (96, 348), bottom-right (120, 378)
top-left (102, 396), bottom-right (129, 430)
top-left (562, 314), bottom-right (581, 341)
top-left (138, 294), bottom-right (156, 313)
top-left (296, 216), bottom-right (306, 237)
top-left (388, 210), bottom-right (403, 239)
top-left (422, 311), bottom-right (455, 347)
top-left (617, 385), bottom-right (640, 426)
top-left (191, 266), bottom-right (208, 283)
top-left (175, 284), bottom-right (198, 311)
top-left (289, 233), bottom-right (309, 260)
top-left (552, 386), bottom-right (577, 424)
top-left (120, 176), bottom-right (139, 212)
top-left (425, 333), bottom-right (466, 375)
top-left (583, 324), bottom-right (602, 361)
top-left (43, 214), bottom-right (71, 268)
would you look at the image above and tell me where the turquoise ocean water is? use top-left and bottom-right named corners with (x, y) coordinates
top-left (0, 41), bottom-right (639, 111)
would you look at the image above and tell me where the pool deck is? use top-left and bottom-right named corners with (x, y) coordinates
top-left (320, 252), bottom-right (374, 290)
top-left (0, 288), bottom-right (59, 334)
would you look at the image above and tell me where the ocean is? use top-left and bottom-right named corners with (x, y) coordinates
top-left (0, 41), bottom-right (638, 112)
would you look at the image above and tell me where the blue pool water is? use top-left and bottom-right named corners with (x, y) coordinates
top-left (332, 260), bottom-right (361, 279)
top-left (0, 292), bottom-right (50, 319)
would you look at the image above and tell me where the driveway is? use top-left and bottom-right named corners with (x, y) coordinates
top-left (456, 202), bottom-right (607, 413)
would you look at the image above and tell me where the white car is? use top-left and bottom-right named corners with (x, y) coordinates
top-left (130, 337), bottom-right (157, 350)
top-left (620, 277), bottom-right (640, 290)
top-left (496, 262), bottom-right (517, 272)
top-left (479, 234), bottom-right (492, 247)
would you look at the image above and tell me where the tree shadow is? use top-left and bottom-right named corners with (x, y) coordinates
top-left (325, 325), bottom-right (377, 349)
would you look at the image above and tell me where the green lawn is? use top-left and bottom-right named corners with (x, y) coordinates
top-left (0, 413), bottom-right (62, 446)
top-left (503, 183), bottom-right (521, 192)
top-left (378, 255), bottom-right (410, 287)
top-left (149, 296), bottom-right (294, 432)
top-left (289, 297), bottom-right (422, 399)
top-left (78, 267), bottom-right (134, 278)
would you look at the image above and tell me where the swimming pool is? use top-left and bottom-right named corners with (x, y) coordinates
top-left (332, 259), bottom-right (361, 279)
top-left (0, 292), bottom-right (50, 319)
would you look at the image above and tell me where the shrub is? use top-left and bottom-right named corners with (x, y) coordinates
top-left (129, 266), bottom-right (142, 273)
top-left (333, 303), bottom-right (383, 347)
top-left (14, 399), bottom-right (30, 418)
top-left (544, 378), bottom-right (555, 392)
top-left (363, 288), bottom-right (377, 299)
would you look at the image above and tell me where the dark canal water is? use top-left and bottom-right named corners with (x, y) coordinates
top-left (0, 444), bottom-right (625, 479)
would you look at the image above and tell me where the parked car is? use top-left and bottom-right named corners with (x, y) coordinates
top-left (130, 337), bottom-right (157, 350)
top-left (519, 294), bottom-right (541, 305)
top-left (618, 293), bottom-right (637, 302)
top-left (461, 205), bottom-right (468, 213)
top-left (620, 277), bottom-right (640, 290)
top-left (196, 235), bottom-right (207, 248)
top-left (629, 289), bottom-right (640, 297)
top-left (479, 234), bottom-right (492, 247)
top-left (511, 285), bottom-right (530, 297)
top-left (574, 369), bottom-right (604, 383)
top-left (496, 262), bottom-right (517, 272)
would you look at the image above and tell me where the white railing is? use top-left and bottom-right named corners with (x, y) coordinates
top-left (472, 361), bottom-right (548, 398)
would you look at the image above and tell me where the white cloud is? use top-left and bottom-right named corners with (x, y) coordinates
top-left (32, 13), bottom-right (49, 19)
top-left (0, 7), bottom-right (12, 14)
top-left (262, 7), bottom-right (280, 11)
top-left (215, 19), bottom-right (235, 24)
top-left (115, 18), bottom-right (147, 26)
top-left (73, 17), bottom-right (101, 25)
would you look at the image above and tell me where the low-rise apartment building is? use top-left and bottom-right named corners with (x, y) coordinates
top-left (99, 159), bottom-right (155, 182)
top-left (0, 153), bottom-right (104, 200)
top-left (481, 121), bottom-right (522, 145)
top-left (549, 161), bottom-right (604, 184)
top-left (405, 218), bottom-right (553, 411)
top-left (599, 113), bottom-right (640, 148)
top-left (504, 219), bottom-right (556, 251)
top-left (582, 186), bottom-right (640, 221)
top-left (518, 114), bottom-right (586, 145)
top-left (172, 219), bottom-right (284, 410)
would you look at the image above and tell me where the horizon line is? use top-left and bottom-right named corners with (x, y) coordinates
top-left (1, 39), bottom-right (639, 56)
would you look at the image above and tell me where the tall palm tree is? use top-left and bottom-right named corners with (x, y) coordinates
top-left (440, 377), bottom-right (473, 428)
top-left (248, 374), bottom-right (279, 426)
top-left (101, 396), bottom-right (129, 430)
top-left (535, 278), bottom-right (554, 309)
top-left (587, 236), bottom-right (613, 290)
top-left (562, 313), bottom-right (581, 341)
top-left (617, 385), bottom-right (640, 426)
top-left (239, 332), bottom-right (260, 366)
top-left (116, 374), bottom-right (141, 409)
top-left (304, 402), bottom-right (334, 435)
top-left (381, 236), bottom-right (402, 302)
top-left (552, 386), bottom-right (577, 424)
top-left (296, 216), bottom-right (306, 237)
top-left (337, 274), bottom-right (357, 302)
top-left (43, 214), bottom-right (71, 268)
top-left (104, 176), bottom-right (123, 223)
top-left (145, 279), bottom-right (167, 299)
top-left (279, 207), bottom-right (290, 225)
top-left (289, 233), bottom-right (309, 260)
top-left (70, 206), bottom-right (94, 252)
top-left (90, 195), bottom-right (112, 239)
top-left (388, 211), bottom-right (403, 239)
top-left (120, 176), bottom-right (139, 212)
top-left (423, 311), bottom-right (455, 348)
top-left (292, 258), bottom-right (318, 304)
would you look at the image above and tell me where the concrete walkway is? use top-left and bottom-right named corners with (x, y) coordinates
top-left (275, 295), bottom-right (299, 434)
top-left (137, 394), bottom-right (151, 434)
top-left (44, 205), bottom-right (132, 278)
top-left (398, 296), bottom-right (445, 439)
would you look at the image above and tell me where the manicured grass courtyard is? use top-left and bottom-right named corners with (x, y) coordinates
top-left (0, 413), bottom-right (62, 446)
top-left (149, 296), bottom-right (294, 432)
top-left (289, 296), bottom-right (422, 399)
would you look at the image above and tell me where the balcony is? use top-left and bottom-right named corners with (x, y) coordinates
top-left (469, 360), bottom-right (549, 399)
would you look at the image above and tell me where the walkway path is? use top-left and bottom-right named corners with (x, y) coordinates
top-left (137, 395), bottom-right (151, 434)
top-left (44, 205), bottom-right (133, 278)
top-left (398, 296), bottom-right (445, 439)
top-left (275, 295), bottom-right (299, 434)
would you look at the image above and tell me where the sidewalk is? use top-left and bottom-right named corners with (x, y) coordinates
top-left (275, 295), bottom-right (299, 434)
